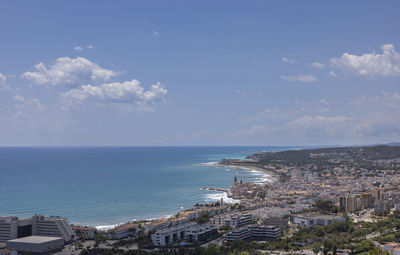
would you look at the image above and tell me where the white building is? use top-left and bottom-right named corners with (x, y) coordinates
top-left (151, 223), bottom-right (194, 246)
top-left (292, 214), bottom-right (345, 228)
top-left (211, 213), bottom-right (252, 228)
top-left (151, 223), bottom-right (218, 247)
top-left (226, 225), bottom-right (280, 242)
top-left (32, 215), bottom-right (73, 242)
top-left (107, 223), bottom-right (138, 240)
top-left (0, 217), bottom-right (18, 243)
top-left (0, 215), bottom-right (73, 243)
top-left (226, 227), bottom-right (251, 242)
top-left (71, 225), bottom-right (96, 240)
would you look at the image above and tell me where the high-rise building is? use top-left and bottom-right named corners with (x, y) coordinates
top-left (372, 189), bottom-right (381, 202)
top-left (360, 193), bottom-right (373, 208)
top-left (346, 196), bottom-right (357, 213)
top-left (0, 215), bottom-right (73, 243)
top-left (32, 215), bottom-right (73, 242)
top-left (339, 197), bottom-right (347, 210)
top-left (0, 217), bottom-right (18, 243)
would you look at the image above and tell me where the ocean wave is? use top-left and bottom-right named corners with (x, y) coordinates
top-left (196, 161), bottom-right (219, 166)
top-left (96, 224), bottom-right (120, 231)
top-left (203, 191), bottom-right (240, 204)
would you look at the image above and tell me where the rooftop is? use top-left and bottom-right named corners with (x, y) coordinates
top-left (7, 236), bottom-right (63, 244)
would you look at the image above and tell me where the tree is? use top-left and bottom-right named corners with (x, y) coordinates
top-left (313, 243), bottom-right (321, 255)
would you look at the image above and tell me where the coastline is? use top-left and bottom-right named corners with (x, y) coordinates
top-left (95, 160), bottom-right (273, 230)
top-left (199, 162), bottom-right (278, 184)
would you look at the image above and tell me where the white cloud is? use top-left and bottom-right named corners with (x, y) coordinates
top-left (351, 92), bottom-right (400, 111)
top-left (152, 30), bottom-right (160, 37)
top-left (87, 45), bottom-right (93, 49)
top-left (13, 95), bottom-right (46, 119)
top-left (331, 44), bottom-right (400, 77)
top-left (281, 74), bottom-right (317, 82)
top-left (234, 89), bottom-right (246, 96)
top-left (22, 57), bottom-right (117, 86)
top-left (329, 70), bottom-right (338, 77)
top-left (282, 57), bottom-right (295, 63)
top-left (0, 72), bottom-right (10, 90)
top-left (74, 46), bottom-right (84, 51)
top-left (0, 73), bottom-right (6, 84)
top-left (311, 62), bottom-right (324, 68)
top-left (288, 115), bottom-right (351, 128)
top-left (61, 79), bottom-right (167, 109)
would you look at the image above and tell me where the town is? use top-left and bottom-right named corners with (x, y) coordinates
top-left (2, 145), bottom-right (400, 255)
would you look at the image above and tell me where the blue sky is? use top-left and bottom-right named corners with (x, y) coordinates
top-left (1, 1), bottom-right (400, 146)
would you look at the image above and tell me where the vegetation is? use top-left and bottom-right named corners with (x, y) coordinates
top-left (196, 212), bottom-right (211, 224)
top-left (244, 145), bottom-right (400, 172)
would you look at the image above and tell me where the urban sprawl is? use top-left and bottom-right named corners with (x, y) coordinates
top-left (2, 145), bottom-right (400, 255)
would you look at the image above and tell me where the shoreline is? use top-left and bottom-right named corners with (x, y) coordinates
top-left (200, 162), bottom-right (278, 184)
top-left (96, 161), bottom-right (276, 230)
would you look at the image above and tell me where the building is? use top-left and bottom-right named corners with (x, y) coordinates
top-left (346, 196), bottom-right (358, 213)
top-left (0, 217), bottom-right (18, 243)
top-left (184, 225), bottom-right (218, 244)
top-left (144, 219), bottom-right (168, 233)
top-left (374, 201), bottom-right (390, 215)
top-left (107, 223), bottom-right (138, 240)
top-left (151, 223), bottom-right (217, 247)
top-left (32, 215), bottom-right (73, 242)
top-left (211, 213), bottom-right (252, 229)
top-left (292, 214), bottom-right (346, 228)
top-left (70, 225), bottom-right (96, 240)
top-left (372, 189), bottom-right (381, 202)
top-left (0, 215), bottom-right (73, 243)
top-left (339, 197), bottom-right (347, 211)
top-left (226, 225), bottom-right (280, 242)
top-left (262, 217), bottom-right (288, 229)
top-left (394, 203), bottom-right (400, 211)
top-left (360, 193), bottom-right (374, 208)
top-left (6, 236), bottom-right (64, 255)
top-left (226, 227), bottom-right (251, 242)
top-left (0, 249), bottom-right (17, 255)
top-left (250, 225), bottom-right (281, 240)
top-left (382, 242), bottom-right (400, 254)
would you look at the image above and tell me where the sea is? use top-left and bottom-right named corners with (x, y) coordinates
top-left (0, 146), bottom-right (295, 229)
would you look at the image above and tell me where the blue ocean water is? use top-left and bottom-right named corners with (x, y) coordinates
top-left (0, 146), bottom-right (294, 227)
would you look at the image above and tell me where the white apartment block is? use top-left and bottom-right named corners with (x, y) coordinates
top-left (292, 214), bottom-right (345, 228)
top-left (211, 213), bottom-right (252, 228)
top-left (0, 217), bottom-right (18, 243)
top-left (226, 225), bottom-right (280, 242)
top-left (151, 223), bottom-right (218, 247)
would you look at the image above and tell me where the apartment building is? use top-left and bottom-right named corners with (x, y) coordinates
top-left (262, 217), bottom-right (288, 229)
top-left (211, 213), bottom-right (252, 228)
top-left (151, 223), bottom-right (218, 247)
top-left (292, 214), bottom-right (345, 228)
top-left (226, 225), bottom-right (280, 242)
top-left (0, 217), bottom-right (18, 243)
top-left (107, 223), bottom-right (138, 240)
top-left (71, 225), bottom-right (96, 240)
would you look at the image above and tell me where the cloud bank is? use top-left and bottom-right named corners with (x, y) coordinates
top-left (331, 44), bottom-right (400, 77)
top-left (22, 57), bottom-right (117, 86)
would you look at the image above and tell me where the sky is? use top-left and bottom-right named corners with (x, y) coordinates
top-left (1, 1), bottom-right (400, 146)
